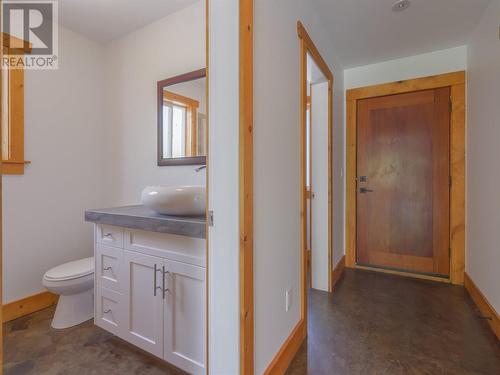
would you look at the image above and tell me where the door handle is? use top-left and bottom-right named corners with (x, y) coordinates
top-left (162, 266), bottom-right (167, 299)
top-left (154, 264), bottom-right (158, 296)
top-left (360, 187), bottom-right (374, 193)
top-left (154, 264), bottom-right (163, 296)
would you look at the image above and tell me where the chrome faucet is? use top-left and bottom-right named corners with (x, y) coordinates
top-left (195, 165), bottom-right (206, 172)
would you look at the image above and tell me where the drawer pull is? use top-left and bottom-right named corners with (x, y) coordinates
top-left (103, 233), bottom-right (114, 240)
top-left (103, 266), bottom-right (112, 271)
top-left (103, 309), bottom-right (111, 314)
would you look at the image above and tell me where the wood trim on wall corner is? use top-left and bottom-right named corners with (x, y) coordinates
top-left (464, 273), bottom-right (500, 342)
top-left (2, 291), bottom-right (58, 323)
top-left (1, 33), bottom-right (32, 53)
top-left (331, 255), bottom-right (345, 291)
top-left (263, 319), bottom-right (306, 375)
top-left (240, 0), bottom-right (254, 374)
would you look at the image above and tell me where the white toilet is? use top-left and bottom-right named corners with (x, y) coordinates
top-left (42, 257), bottom-right (94, 329)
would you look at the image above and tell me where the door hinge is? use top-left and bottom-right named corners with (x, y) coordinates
top-left (449, 176), bottom-right (452, 188)
top-left (208, 210), bottom-right (214, 227)
top-left (449, 98), bottom-right (453, 113)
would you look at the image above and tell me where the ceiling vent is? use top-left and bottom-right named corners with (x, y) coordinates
top-left (392, 0), bottom-right (411, 12)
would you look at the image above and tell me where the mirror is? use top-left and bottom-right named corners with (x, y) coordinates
top-left (157, 68), bottom-right (206, 166)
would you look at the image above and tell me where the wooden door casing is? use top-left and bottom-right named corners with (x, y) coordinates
top-left (356, 88), bottom-right (451, 276)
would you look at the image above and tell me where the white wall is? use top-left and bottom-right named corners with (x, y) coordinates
top-left (3, 26), bottom-right (107, 303)
top-left (254, 1), bottom-right (344, 372)
top-left (207, 0), bottom-right (240, 373)
top-left (466, 0), bottom-right (500, 313)
top-left (105, 1), bottom-right (206, 206)
top-left (344, 46), bottom-right (467, 90)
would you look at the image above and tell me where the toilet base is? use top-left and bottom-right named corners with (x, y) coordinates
top-left (52, 289), bottom-right (94, 329)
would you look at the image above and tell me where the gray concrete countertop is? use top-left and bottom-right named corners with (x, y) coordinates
top-left (85, 205), bottom-right (206, 239)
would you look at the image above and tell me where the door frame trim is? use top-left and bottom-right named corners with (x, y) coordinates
top-left (240, 0), bottom-right (254, 374)
top-left (345, 71), bottom-right (466, 285)
top-left (298, 20), bottom-right (334, 328)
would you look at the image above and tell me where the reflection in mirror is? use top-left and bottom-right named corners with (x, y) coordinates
top-left (157, 69), bottom-right (206, 166)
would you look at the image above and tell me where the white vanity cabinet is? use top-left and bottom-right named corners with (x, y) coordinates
top-left (94, 225), bottom-right (206, 375)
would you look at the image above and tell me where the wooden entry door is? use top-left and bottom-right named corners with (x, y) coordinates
top-left (356, 88), bottom-right (451, 276)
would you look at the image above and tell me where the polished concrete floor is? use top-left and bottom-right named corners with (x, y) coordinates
top-left (4, 270), bottom-right (500, 375)
top-left (3, 307), bottom-right (186, 375)
top-left (287, 269), bottom-right (500, 375)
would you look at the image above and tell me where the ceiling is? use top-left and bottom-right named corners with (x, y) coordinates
top-left (58, 0), bottom-right (199, 43)
top-left (311, 0), bottom-right (491, 68)
top-left (58, 0), bottom-right (491, 66)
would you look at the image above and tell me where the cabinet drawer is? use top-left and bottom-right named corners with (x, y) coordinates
top-left (96, 225), bottom-right (124, 248)
top-left (124, 229), bottom-right (205, 267)
top-left (96, 244), bottom-right (124, 292)
top-left (95, 287), bottom-right (124, 337)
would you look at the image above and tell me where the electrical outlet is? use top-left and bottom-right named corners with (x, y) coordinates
top-left (285, 288), bottom-right (292, 312)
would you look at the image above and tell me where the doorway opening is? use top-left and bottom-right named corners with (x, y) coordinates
top-left (306, 56), bottom-right (330, 291)
top-left (298, 21), bottom-right (334, 325)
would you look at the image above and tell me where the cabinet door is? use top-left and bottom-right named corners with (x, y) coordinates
top-left (123, 250), bottom-right (164, 358)
top-left (163, 259), bottom-right (206, 375)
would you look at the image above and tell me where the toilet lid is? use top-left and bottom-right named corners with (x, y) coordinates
top-left (44, 257), bottom-right (94, 281)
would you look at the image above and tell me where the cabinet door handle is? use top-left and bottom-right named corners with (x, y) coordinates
top-left (162, 266), bottom-right (167, 299)
top-left (154, 264), bottom-right (163, 297)
top-left (154, 264), bottom-right (158, 296)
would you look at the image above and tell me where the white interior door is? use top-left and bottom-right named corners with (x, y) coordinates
top-left (123, 250), bottom-right (164, 358)
top-left (163, 259), bottom-right (206, 375)
top-left (311, 81), bottom-right (329, 291)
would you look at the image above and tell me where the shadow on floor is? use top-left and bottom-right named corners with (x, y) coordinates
top-left (3, 306), bottom-right (187, 375)
top-left (286, 269), bottom-right (500, 375)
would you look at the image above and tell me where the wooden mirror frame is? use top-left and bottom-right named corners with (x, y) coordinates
top-left (157, 68), bottom-right (207, 166)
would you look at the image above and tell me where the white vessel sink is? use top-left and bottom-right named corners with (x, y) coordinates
top-left (141, 185), bottom-right (206, 216)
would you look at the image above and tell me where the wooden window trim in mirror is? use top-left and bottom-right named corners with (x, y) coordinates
top-left (157, 68), bottom-right (207, 166)
top-left (1, 34), bottom-right (32, 175)
top-left (163, 90), bottom-right (200, 156)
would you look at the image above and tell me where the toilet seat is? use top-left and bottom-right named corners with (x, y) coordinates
top-left (44, 257), bottom-right (94, 281)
